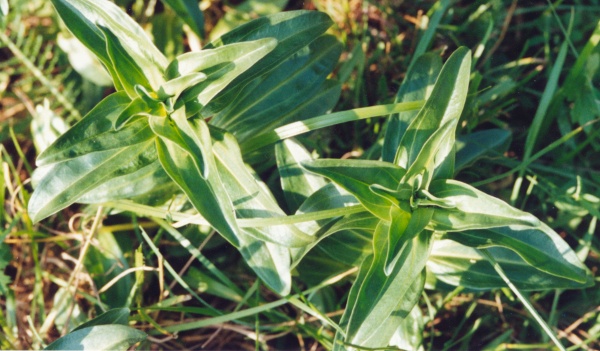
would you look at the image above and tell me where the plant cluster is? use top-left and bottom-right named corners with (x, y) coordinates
top-left (1, 0), bottom-right (599, 350)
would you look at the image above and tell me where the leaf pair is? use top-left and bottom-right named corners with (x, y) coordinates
top-left (31, 0), bottom-right (341, 296)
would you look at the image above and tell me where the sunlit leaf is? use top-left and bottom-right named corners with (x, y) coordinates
top-left (50, 0), bottom-right (167, 91)
top-left (442, 223), bottom-right (593, 285)
top-left (397, 47), bottom-right (471, 186)
top-left (427, 179), bottom-right (540, 231)
top-left (301, 159), bottom-right (406, 220)
top-left (151, 112), bottom-right (240, 247)
top-left (36, 92), bottom-right (135, 165)
top-left (428, 240), bottom-right (593, 290)
top-left (335, 223), bottom-right (432, 349)
top-left (29, 139), bottom-right (156, 223)
top-left (173, 38), bottom-right (277, 114)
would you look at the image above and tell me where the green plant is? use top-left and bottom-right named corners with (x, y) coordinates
top-left (22, 0), bottom-right (595, 350)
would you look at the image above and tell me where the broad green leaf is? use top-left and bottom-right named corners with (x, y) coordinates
top-left (292, 212), bottom-right (379, 267)
top-left (44, 325), bottom-right (146, 351)
top-left (50, 0), bottom-right (167, 91)
top-left (212, 35), bottom-right (342, 143)
top-left (29, 92), bottom-right (160, 222)
top-left (294, 182), bottom-right (360, 235)
top-left (151, 113), bottom-right (240, 247)
top-left (275, 138), bottom-right (328, 213)
top-left (211, 126), bottom-right (313, 295)
top-left (442, 224), bottom-right (593, 285)
top-left (389, 304), bottom-right (425, 351)
top-left (211, 127), bottom-right (314, 248)
top-left (337, 223), bottom-right (433, 349)
top-left (166, 40), bottom-right (272, 78)
top-left (314, 228), bottom-right (373, 267)
top-left (383, 53), bottom-right (442, 163)
top-left (292, 185), bottom-right (372, 269)
top-left (36, 92), bottom-right (137, 165)
top-left (99, 25), bottom-right (152, 98)
top-left (295, 248), bottom-right (356, 286)
top-left (150, 112), bottom-right (208, 177)
top-left (162, 0), bottom-right (204, 38)
top-left (173, 39), bottom-right (277, 113)
top-left (427, 179), bottom-right (540, 231)
top-left (351, 272), bottom-right (425, 351)
top-left (455, 129), bottom-right (511, 171)
top-left (401, 118), bottom-right (458, 190)
top-left (428, 240), bottom-right (593, 290)
top-left (385, 206), bottom-right (432, 275)
top-left (29, 139), bottom-right (156, 223)
top-left (72, 308), bottom-right (130, 332)
top-left (50, 0), bottom-right (121, 89)
top-left (396, 47), bottom-right (471, 181)
top-left (301, 159), bottom-right (406, 220)
top-left (77, 161), bottom-right (176, 205)
top-left (159, 72), bottom-right (207, 101)
top-left (202, 10), bottom-right (334, 115)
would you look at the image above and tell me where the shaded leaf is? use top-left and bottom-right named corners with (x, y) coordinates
top-left (44, 325), bottom-right (146, 351)
top-left (241, 79), bottom-right (341, 155)
top-left (162, 0), bottom-right (204, 38)
top-left (212, 35), bottom-right (342, 143)
top-left (84, 233), bottom-right (133, 308)
top-left (383, 53), bottom-right (442, 163)
top-left (50, 0), bottom-right (166, 91)
top-left (72, 308), bottom-right (130, 332)
top-left (275, 138), bottom-right (328, 213)
top-left (203, 10), bottom-right (334, 115)
top-left (455, 129), bottom-right (511, 171)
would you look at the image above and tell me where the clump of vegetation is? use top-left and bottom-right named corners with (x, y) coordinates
top-left (1, 0), bottom-right (599, 350)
